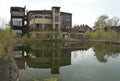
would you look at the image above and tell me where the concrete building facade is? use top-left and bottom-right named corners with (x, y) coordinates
top-left (10, 6), bottom-right (77, 40)
top-left (27, 6), bottom-right (72, 32)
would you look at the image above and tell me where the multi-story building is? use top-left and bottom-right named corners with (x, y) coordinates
top-left (10, 6), bottom-right (72, 39)
top-left (10, 6), bottom-right (27, 35)
top-left (27, 6), bottom-right (72, 32)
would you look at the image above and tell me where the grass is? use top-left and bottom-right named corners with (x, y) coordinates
top-left (85, 28), bottom-right (120, 41)
top-left (23, 31), bottom-right (62, 40)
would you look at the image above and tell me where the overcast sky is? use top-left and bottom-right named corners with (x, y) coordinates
top-left (0, 0), bottom-right (120, 27)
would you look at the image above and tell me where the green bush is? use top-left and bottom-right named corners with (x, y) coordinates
top-left (22, 34), bottom-right (28, 40)
top-left (85, 28), bottom-right (120, 40)
top-left (31, 33), bottom-right (37, 39)
top-left (0, 28), bottom-right (14, 58)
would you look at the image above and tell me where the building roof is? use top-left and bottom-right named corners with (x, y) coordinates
top-left (68, 24), bottom-right (92, 33)
top-left (10, 7), bottom-right (25, 12)
top-left (111, 26), bottom-right (120, 32)
top-left (52, 6), bottom-right (61, 9)
top-left (61, 12), bottom-right (72, 15)
top-left (27, 10), bottom-right (72, 18)
top-left (27, 10), bottom-right (52, 17)
top-left (28, 10), bottom-right (52, 13)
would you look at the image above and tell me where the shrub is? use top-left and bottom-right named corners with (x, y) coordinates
top-left (31, 33), bottom-right (36, 39)
top-left (0, 28), bottom-right (14, 58)
top-left (85, 28), bottom-right (120, 40)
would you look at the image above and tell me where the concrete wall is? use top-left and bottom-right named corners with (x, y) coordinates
top-left (62, 32), bottom-right (84, 40)
top-left (29, 14), bottom-right (52, 25)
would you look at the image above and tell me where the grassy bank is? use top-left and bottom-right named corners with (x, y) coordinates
top-left (0, 28), bottom-right (14, 58)
top-left (85, 28), bottom-right (120, 44)
top-left (23, 31), bottom-right (62, 41)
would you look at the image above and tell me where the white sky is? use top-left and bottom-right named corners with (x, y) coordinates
top-left (0, 0), bottom-right (120, 28)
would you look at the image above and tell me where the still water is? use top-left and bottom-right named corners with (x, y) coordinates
top-left (13, 42), bottom-right (120, 81)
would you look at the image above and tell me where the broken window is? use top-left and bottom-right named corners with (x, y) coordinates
top-left (36, 24), bottom-right (43, 28)
top-left (12, 18), bottom-right (22, 26)
top-left (44, 16), bottom-right (52, 19)
top-left (44, 24), bottom-right (52, 30)
top-left (35, 15), bottom-right (43, 18)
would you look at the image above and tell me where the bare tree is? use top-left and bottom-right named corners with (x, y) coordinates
top-left (111, 17), bottom-right (120, 26)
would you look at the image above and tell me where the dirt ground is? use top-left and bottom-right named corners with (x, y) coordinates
top-left (0, 58), bottom-right (20, 81)
top-left (0, 59), bottom-right (9, 81)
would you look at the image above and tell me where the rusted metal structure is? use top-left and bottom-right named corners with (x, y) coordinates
top-left (10, 7), bottom-right (27, 35)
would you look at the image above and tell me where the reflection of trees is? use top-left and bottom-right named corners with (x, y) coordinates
top-left (90, 43), bottom-right (120, 63)
top-left (95, 52), bottom-right (108, 63)
top-left (15, 42), bottom-right (120, 68)
top-left (14, 42), bottom-right (72, 74)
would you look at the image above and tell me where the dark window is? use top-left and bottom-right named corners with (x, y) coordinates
top-left (35, 15), bottom-right (43, 18)
top-left (44, 24), bottom-right (52, 28)
top-left (61, 14), bottom-right (71, 22)
top-left (62, 25), bottom-right (69, 30)
top-left (55, 24), bottom-right (58, 27)
top-left (36, 24), bottom-right (43, 28)
top-left (13, 30), bottom-right (22, 35)
top-left (44, 16), bottom-right (52, 19)
top-left (66, 26), bottom-right (70, 29)
top-left (55, 24), bottom-right (59, 31)
top-left (36, 24), bottom-right (39, 28)
top-left (44, 24), bottom-right (52, 30)
top-left (55, 16), bottom-right (59, 22)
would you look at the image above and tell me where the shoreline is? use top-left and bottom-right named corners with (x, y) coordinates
top-left (85, 39), bottom-right (120, 44)
top-left (23, 38), bottom-right (120, 45)
top-left (24, 38), bottom-right (84, 43)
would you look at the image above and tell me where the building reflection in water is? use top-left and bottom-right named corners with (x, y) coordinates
top-left (12, 42), bottom-right (120, 81)
top-left (13, 44), bottom-right (72, 74)
top-left (13, 42), bottom-right (120, 74)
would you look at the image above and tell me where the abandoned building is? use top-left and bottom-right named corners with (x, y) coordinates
top-left (28, 7), bottom-right (72, 32)
top-left (10, 6), bottom-right (28, 35)
top-left (10, 6), bottom-right (85, 40)
top-left (73, 24), bottom-right (92, 33)
top-left (10, 6), bottom-right (72, 34)
top-left (61, 24), bottom-right (92, 40)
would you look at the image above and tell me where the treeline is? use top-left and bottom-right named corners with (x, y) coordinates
top-left (85, 28), bottom-right (120, 40)
top-left (85, 15), bottom-right (120, 42)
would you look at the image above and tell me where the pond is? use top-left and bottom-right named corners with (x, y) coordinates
top-left (13, 42), bottom-right (120, 81)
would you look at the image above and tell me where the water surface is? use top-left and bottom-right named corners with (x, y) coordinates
top-left (13, 42), bottom-right (120, 81)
